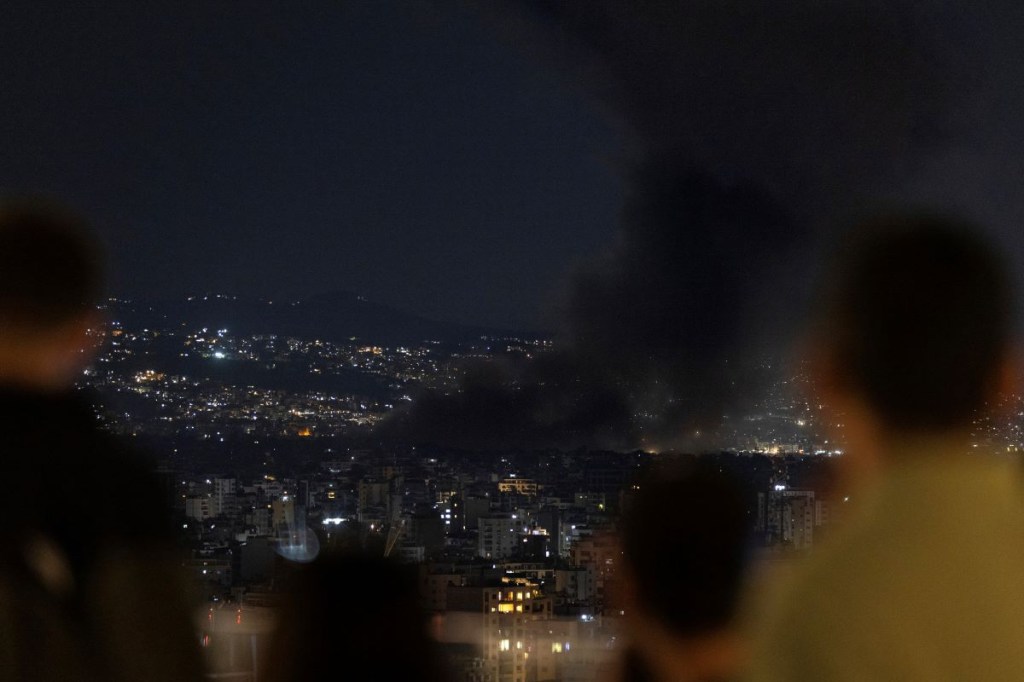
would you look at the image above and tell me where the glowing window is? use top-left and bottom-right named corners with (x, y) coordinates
top-left (499, 639), bottom-right (510, 651)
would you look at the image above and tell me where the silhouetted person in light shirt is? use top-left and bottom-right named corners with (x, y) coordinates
top-left (0, 199), bottom-right (203, 681)
top-left (744, 213), bottom-right (1024, 681)
top-left (615, 459), bottom-right (753, 682)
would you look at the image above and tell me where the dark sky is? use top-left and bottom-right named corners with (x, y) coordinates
top-left (0, 1), bottom-right (621, 331)
top-left (3, 0), bottom-right (1024, 340)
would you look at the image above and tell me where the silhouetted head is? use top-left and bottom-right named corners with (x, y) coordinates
top-left (0, 198), bottom-right (105, 390)
top-left (263, 551), bottom-right (450, 682)
top-left (814, 212), bottom-right (1014, 434)
top-left (0, 199), bottom-right (103, 329)
top-left (622, 459), bottom-right (751, 636)
top-left (618, 459), bottom-right (752, 682)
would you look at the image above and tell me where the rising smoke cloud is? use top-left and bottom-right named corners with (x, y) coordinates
top-left (381, 0), bottom-right (968, 451)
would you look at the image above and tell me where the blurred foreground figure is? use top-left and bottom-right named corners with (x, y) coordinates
top-left (0, 200), bottom-right (203, 681)
top-left (616, 460), bottom-right (751, 682)
top-left (744, 214), bottom-right (1024, 681)
top-left (263, 551), bottom-right (451, 682)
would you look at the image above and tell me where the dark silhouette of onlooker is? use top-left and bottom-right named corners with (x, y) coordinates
top-left (745, 213), bottom-right (1024, 680)
top-left (615, 458), bottom-right (753, 682)
top-left (0, 198), bottom-right (203, 680)
top-left (262, 551), bottom-right (451, 681)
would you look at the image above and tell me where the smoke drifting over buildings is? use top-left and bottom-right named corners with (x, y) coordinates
top-left (384, 1), bottom-right (968, 451)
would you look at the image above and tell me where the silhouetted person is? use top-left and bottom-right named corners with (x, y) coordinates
top-left (0, 199), bottom-right (203, 681)
top-left (262, 551), bottom-right (451, 682)
top-left (616, 459), bottom-right (753, 682)
top-left (744, 213), bottom-right (1024, 680)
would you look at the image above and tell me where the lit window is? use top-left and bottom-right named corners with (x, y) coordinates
top-left (499, 639), bottom-right (510, 651)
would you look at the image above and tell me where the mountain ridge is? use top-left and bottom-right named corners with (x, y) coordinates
top-left (102, 290), bottom-right (542, 345)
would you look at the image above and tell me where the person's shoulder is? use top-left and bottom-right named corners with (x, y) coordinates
top-left (741, 519), bottom-right (905, 679)
top-left (93, 436), bottom-right (174, 538)
top-left (742, 555), bottom-right (868, 682)
top-left (89, 428), bottom-right (161, 482)
top-left (62, 395), bottom-right (176, 541)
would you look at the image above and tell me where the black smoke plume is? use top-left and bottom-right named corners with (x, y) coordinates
top-left (381, 1), bottom-right (966, 451)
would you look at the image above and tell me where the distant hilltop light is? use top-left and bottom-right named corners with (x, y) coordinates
top-left (213, 351), bottom-right (226, 359)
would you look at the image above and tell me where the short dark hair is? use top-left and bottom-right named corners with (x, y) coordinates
top-left (818, 212), bottom-right (1013, 431)
top-left (0, 198), bottom-right (103, 329)
top-left (264, 552), bottom-right (450, 682)
top-left (621, 459), bottom-right (751, 636)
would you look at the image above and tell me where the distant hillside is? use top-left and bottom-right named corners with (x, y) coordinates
top-left (104, 291), bottom-right (511, 345)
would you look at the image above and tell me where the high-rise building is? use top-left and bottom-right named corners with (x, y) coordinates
top-left (479, 514), bottom-right (517, 559)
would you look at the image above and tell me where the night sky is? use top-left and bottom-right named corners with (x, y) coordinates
top-left (4, 2), bottom-right (1024, 442)
top-left (0, 1), bottom-right (621, 331)
top-left (4, 2), bottom-right (1024, 327)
